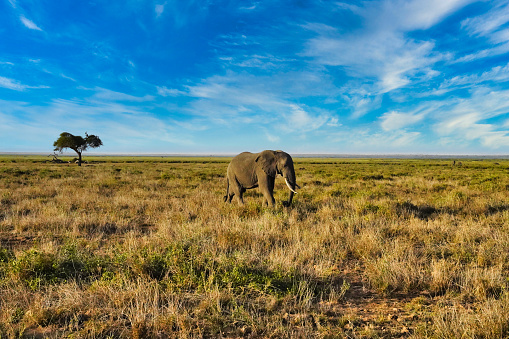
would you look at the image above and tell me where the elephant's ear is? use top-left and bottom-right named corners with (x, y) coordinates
top-left (256, 150), bottom-right (277, 177)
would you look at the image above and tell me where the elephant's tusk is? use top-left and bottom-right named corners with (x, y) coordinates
top-left (285, 178), bottom-right (298, 194)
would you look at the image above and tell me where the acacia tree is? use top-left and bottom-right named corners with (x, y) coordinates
top-left (53, 132), bottom-right (103, 166)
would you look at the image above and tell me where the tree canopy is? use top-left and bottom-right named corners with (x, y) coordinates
top-left (53, 132), bottom-right (103, 165)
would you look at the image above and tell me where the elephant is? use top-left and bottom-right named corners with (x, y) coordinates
top-left (224, 150), bottom-right (300, 207)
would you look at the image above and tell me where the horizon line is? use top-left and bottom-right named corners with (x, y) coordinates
top-left (2, 152), bottom-right (509, 159)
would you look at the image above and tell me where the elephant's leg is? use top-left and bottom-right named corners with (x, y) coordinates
top-left (225, 178), bottom-right (232, 203)
top-left (259, 175), bottom-right (275, 207)
top-left (237, 187), bottom-right (246, 205)
top-left (231, 178), bottom-right (245, 205)
top-left (226, 189), bottom-right (234, 203)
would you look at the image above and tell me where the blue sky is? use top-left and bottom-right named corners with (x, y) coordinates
top-left (2, 0), bottom-right (509, 154)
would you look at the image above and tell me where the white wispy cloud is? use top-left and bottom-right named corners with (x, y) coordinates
top-left (461, 1), bottom-right (509, 38)
top-left (157, 86), bottom-right (187, 97)
top-left (380, 110), bottom-right (426, 131)
top-left (0, 76), bottom-right (28, 91)
top-left (20, 15), bottom-right (42, 31)
top-left (223, 54), bottom-right (297, 70)
top-left (303, 0), bottom-right (473, 110)
top-left (264, 130), bottom-right (280, 142)
top-left (367, 0), bottom-right (474, 31)
top-left (0, 91), bottom-right (194, 152)
top-left (457, 1), bottom-right (509, 61)
top-left (413, 61), bottom-right (509, 97)
top-left (0, 76), bottom-right (49, 91)
top-left (435, 112), bottom-right (509, 148)
top-left (456, 42), bottom-right (509, 63)
top-left (155, 2), bottom-right (166, 17)
top-left (154, 69), bottom-right (338, 140)
top-left (84, 87), bottom-right (155, 102)
top-left (342, 85), bottom-right (383, 119)
top-left (284, 104), bottom-right (329, 132)
top-left (328, 127), bottom-right (423, 153)
top-left (60, 73), bottom-right (76, 82)
top-left (185, 75), bottom-right (281, 110)
top-left (306, 33), bottom-right (441, 94)
top-left (444, 62), bottom-right (509, 90)
top-left (327, 117), bottom-right (341, 127)
top-left (371, 83), bottom-right (509, 151)
top-left (239, 2), bottom-right (259, 11)
top-left (214, 33), bottom-right (260, 48)
top-left (423, 88), bottom-right (509, 148)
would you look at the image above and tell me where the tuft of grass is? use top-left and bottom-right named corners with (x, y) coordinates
top-left (8, 243), bottom-right (112, 289)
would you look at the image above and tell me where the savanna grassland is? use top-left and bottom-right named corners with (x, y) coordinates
top-left (1, 155), bottom-right (509, 338)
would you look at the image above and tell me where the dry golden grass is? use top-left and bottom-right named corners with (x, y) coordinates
top-left (1, 156), bottom-right (509, 338)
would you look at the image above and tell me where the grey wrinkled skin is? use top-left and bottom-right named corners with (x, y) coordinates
top-left (224, 150), bottom-right (299, 207)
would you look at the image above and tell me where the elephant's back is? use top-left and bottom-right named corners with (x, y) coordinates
top-left (232, 151), bottom-right (255, 162)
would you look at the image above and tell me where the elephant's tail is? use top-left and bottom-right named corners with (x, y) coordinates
top-left (223, 177), bottom-right (229, 202)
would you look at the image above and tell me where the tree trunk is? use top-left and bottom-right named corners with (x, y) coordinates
top-left (78, 152), bottom-right (82, 166)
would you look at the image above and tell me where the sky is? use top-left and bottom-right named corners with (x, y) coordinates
top-left (2, 0), bottom-right (509, 155)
